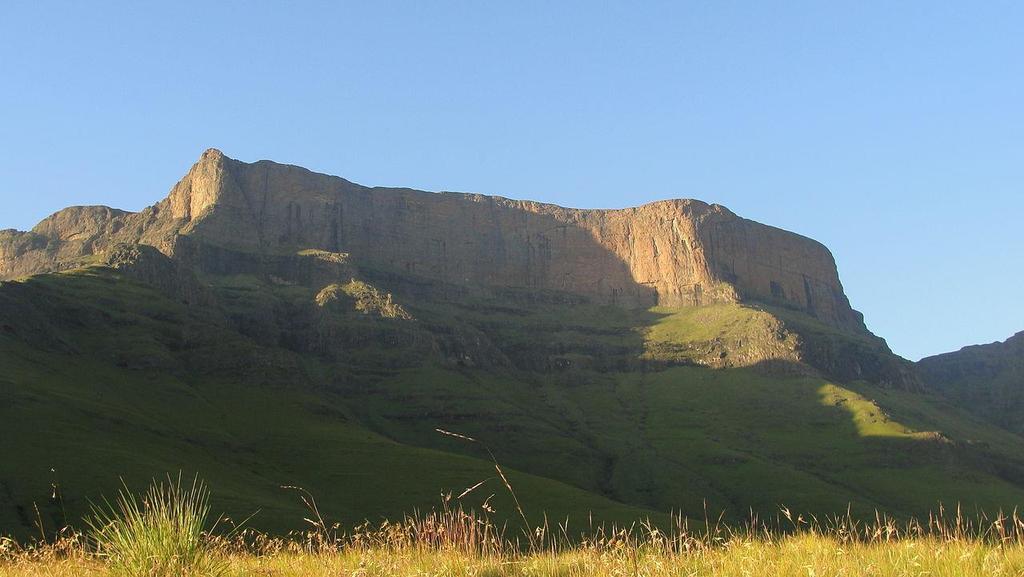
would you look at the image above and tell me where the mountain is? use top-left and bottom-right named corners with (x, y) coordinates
top-left (2, 150), bottom-right (1022, 537)
top-left (919, 332), bottom-right (1024, 435)
top-left (0, 149), bottom-right (914, 386)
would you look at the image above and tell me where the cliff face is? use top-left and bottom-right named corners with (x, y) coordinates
top-left (0, 149), bottom-right (865, 334)
top-left (919, 332), bottom-right (1024, 434)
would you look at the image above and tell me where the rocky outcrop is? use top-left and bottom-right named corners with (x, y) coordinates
top-left (0, 203), bottom-right (178, 279)
top-left (919, 332), bottom-right (1024, 434)
top-left (315, 280), bottom-right (413, 320)
top-left (0, 149), bottom-right (868, 334)
top-left (0, 206), bottom-right (130, 278)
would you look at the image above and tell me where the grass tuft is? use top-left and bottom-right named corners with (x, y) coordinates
top-left (85, 475), bottom-right (225, 577)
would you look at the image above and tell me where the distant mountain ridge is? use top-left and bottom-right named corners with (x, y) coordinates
top-left (919, 331), bottom-right (1024, 434)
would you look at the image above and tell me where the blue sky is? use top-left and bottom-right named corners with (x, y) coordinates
top-left (1, 2), bottom-right (1021, 360)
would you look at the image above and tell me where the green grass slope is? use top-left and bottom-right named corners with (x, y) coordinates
top-left (2, 263), bottom-right (1024, 539)
top-left (351, 366), bottom-right (1024, 520)
top-left (0, 270), bottom-right (652, 538)
top-left (0, 341), bottom-right (653, 539)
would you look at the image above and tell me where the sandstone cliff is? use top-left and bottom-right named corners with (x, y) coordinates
top-left (0, 149), bottom-right (866, 334)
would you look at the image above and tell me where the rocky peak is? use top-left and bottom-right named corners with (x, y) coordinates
top-left (31, 206), bottom-right (130, 241)
top-left (165, 147), bottom-right (235, 221)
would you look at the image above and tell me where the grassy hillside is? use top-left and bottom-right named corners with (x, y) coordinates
top-left (0, 270), bottom-right (652, 538)
top-left (2, 263), bottom-right (1024, 539)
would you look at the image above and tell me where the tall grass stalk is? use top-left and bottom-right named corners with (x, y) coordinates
top-left (85, 475), bottom-right (225, 577)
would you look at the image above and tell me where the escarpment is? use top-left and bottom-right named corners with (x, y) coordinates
top-left (182, 150), bottom-right (863, 331)
top-left (0, 149), bottom-right (865, 331)
top-left (0, 149), bottom-right (912, 386)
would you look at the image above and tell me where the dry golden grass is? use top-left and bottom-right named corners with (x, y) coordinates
top-left (5, 536), bottom-right (1024, 576)
top-left (5, 503), bottom-right (1024, 576)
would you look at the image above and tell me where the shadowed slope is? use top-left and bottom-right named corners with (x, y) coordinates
top-left (919, 332), bottom-right (1024, 434)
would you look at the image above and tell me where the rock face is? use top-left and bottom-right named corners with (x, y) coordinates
top-left (919, 332), bottom-right (1024, 434)
top-left (0, 149), bottom-right (866, 333)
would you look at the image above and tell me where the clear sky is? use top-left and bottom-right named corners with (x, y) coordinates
top-left (1, 2), bottom-right (1021, 360)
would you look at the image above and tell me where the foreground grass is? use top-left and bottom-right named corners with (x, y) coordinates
top-left (4, 534), bottom-right (1024, 576)
top-left (6, 496), bottom-right (1024, 577)
top-left (4, 474), bottom-right (1023, 577)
